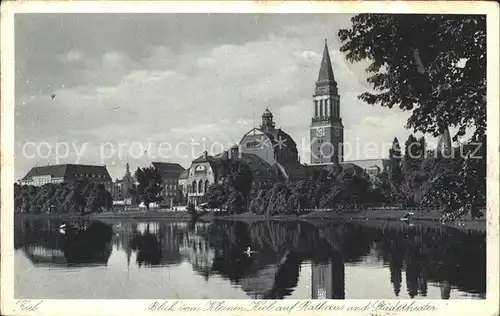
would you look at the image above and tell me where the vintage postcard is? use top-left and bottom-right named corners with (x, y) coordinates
top-left (1, 1), bottom-right (499, 315)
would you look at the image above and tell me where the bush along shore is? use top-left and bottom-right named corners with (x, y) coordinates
top-left (14, 137), bottom-right (486, 225)
top-left (15, 205), bottom-right (485, 233)
top-left (199, 141), bottom-right (486, 225)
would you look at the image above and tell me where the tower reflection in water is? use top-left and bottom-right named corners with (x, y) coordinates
top-left (311, 256), bottom-right (345, 299)
top-left (15, 218), bottom-right (486, 299)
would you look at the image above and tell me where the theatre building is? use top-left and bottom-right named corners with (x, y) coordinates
top-left (20, 164), bottom-right (112, 189)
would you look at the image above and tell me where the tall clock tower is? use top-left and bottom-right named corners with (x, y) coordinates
top-left (310, 39), bottom-right (344, 164)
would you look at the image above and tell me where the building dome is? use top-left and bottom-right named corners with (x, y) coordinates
top-left (262, 108), bottom-right (273, 118)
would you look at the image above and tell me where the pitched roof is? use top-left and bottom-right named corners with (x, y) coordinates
top-left (191, 153), bottom-right (224, 180)
top-left (21, 164), bottom-right (112, 182)
top-left (315, 40), bottom-right (338, 95)
top-left (65, 164), bottom-right (112, 181)
top-left (318, 39), bottom-right (335, 83)
top-left (151, 162), bottom-right (185, 172)
top-left (179, 170), bottom-right (189, 179)
top-left (343, 159), bottom-right (390, 171)
top-left (22, 165), bottom-right (68, 180)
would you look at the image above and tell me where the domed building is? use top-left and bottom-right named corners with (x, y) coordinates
top-left (238, 108), bottom-right (306, 182)
top-left (180, 109), bottom-right (305, 205)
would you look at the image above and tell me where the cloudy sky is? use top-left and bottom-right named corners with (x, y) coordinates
top-left (15, 13), bottom-right (430, 180)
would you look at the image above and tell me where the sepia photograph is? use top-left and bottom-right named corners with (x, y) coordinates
top-left (1, 1), bottom-right (499, 315)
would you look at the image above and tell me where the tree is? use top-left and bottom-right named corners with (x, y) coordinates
top-left (338, 14), bottom-right (486, 141)
top-left (217, 158), bottom-right (254, 214)
top-left (339, 14), bottom-right (486, 216)
top-left (388, 137), bottom-right (403, 200)
top-left (421, 136), bottom-right (486, 219)
top-left (135, 167), bottom-right (163, 211)
top-left (401, 134), bottom-right (425, 205)
top-left (203, 183), bottom-right (227, 210)
top-left (220, 158), bottom-right (253, 200)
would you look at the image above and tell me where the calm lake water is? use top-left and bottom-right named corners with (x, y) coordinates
top-left (15, 218), bottom-right (486, 299)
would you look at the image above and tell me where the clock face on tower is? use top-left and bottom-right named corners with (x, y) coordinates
top-left (316, 127), bottom-right (325, 137)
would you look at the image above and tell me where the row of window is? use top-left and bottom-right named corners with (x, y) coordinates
top-left (72, 173), bottom-right (106, 179)
top-left (188, 179), bottom-right (210, 194)
top-left (164, 184), bottom-right (178, 192)
top-left (314, 99), bottom-right (339, 118)
top-left (25, 179), bottom-right (62, 185)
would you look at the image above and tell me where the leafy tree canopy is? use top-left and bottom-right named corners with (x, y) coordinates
top-left (338, 14), bottom-right (486, 141)
top-left (134, 167), bottom-right (163, 210)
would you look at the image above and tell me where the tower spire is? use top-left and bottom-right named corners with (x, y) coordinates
top-left (317, 39), bottom-right (335, 83)
top-left (315, 39), bottom-right (338, 96)
top-left (310, 40), bottom-right (343, 165)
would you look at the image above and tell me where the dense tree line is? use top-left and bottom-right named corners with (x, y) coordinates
top-left (203, 161), bottom-right (380, 215)
top-left (131, 166), bottom-right (163, 211)
top-left (373, 134), bottom-right (486, 218)
top-left (248, 165), bottom-right (378, 215)
top-left (201, 157), bottom-right (253, 214)
top-left (201, 132), bottom-right (485, 219)
top-left (14, 180), bottom-right (113, 214)
top-left (338, 14), bottom-right (487, 219)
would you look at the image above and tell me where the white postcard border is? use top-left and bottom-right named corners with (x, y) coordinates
top-left (1, 1), bottom-right (499, 316)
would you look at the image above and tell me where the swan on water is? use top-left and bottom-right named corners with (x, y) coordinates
top-left (244, 246), bottom-right (257, 256)
top-left (400, 212), bottom-right (415, 222)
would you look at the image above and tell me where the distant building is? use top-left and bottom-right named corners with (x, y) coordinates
top-left (20, 164), bottom-right (112, 189)
top-left (183, 151), bottom-right (221, 205)
top-left (151, 162), bottom-right (186, 207)
top-left (111, 163), bottom-right (134, 203)
top-left (239, 108), bottom-right (306, 182)
top-left (181, 108), bottom-right (304, 205)
top-left (178, 169), bottom-right (189, 204)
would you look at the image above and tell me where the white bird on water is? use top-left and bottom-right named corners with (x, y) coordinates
top-left (59, 223), bottom-right (67, 235)
top-left (244, 246), bottom-right (257, 256)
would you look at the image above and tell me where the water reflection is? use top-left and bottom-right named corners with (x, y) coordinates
top-left (17, 219), bottom-right (113, 267)
top-left (15, 218), bottom-right (486, 299)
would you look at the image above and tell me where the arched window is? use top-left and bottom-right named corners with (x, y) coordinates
top-left (204, 180), bottom-right (210, 193)
top-left (198, 180), bottom-right (203, 193)
top-left (192, 180), bottom-right (197, 193)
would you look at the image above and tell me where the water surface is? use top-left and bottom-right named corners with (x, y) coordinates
top-left (15, 218), bottom-right (486, 299)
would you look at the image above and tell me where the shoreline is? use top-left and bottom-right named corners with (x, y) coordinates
top-left (14, 209), bottom-right (486, 232)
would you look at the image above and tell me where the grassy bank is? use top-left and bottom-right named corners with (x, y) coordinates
top-left (15, 208), bottom-right (486, 232)
top-left (203, 208), bottom-right (486, 232)
top-left (15, 210), bottom-right (193, 221)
